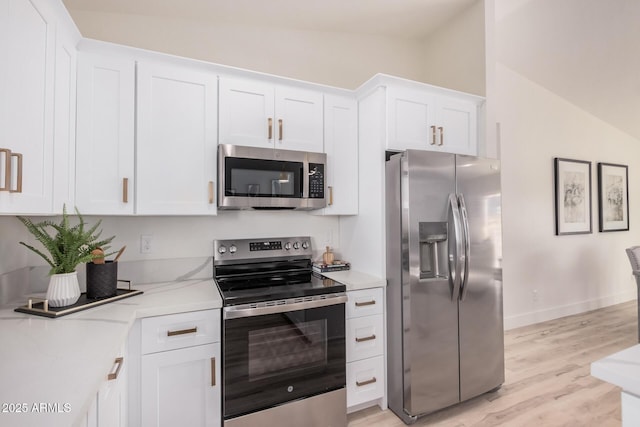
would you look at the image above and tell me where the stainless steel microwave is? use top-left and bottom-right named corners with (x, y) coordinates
top-left (218, 144), bottom-right (327, 210)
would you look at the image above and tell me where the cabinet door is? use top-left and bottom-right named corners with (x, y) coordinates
top-left (75, 52), bottom-right (135, 215)
top-left (318, 94), bottom-right (358, 215)
top-left (98, 354), bottom-right (128, 427)
top-left (136, 61), bottom-right (217, 215)
top-left (386, 86), bottom-right (436, 152)
top-left (141, 343), bottom-right (221, 427)
top-left (52, 23), bottom-right (78, 212)
top-left (436, 96), bottom-right (477, 156)
top-left (274, 86), bottom-right (323, 152)
top-left (0, 0), bottom-right (55, 213)
top-left (218, 76), bottom-right (274, 149)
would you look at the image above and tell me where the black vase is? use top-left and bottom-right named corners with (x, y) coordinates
top-left (86, 261), bottom-right (118, 299)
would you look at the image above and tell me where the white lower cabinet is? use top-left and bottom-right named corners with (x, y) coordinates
top-left (130, 309), bottom-right (221, 427)
top-left (141, 343), bottom-right (221, 427)
top-left (345, 288), bottom-right (385, 412)
top-left (79, 348), bottom-right (128, 427)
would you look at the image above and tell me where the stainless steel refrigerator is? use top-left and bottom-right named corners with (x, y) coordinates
top-left (385, 149), bottom-right (504, 424)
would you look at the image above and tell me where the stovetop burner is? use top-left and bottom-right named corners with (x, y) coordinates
top-left (213, 236), bottom-right (345, 305)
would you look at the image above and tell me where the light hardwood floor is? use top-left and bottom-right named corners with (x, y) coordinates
top-left (348, 301), bottom-right (637, 427)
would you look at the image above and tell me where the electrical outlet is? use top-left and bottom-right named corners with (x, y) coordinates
top-left (532, 289), bottom-right (539, 302)
top-left (140, 235), bottom-right (153, 254)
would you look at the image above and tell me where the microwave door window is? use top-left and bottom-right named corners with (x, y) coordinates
top-left (226, 158), bottom-right (303, 197)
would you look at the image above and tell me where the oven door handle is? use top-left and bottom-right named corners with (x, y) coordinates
top-left (223, 294), bottom-right (347, 319)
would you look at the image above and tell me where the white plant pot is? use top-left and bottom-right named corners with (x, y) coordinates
top-left (46, 271), bottom-right (81, 307)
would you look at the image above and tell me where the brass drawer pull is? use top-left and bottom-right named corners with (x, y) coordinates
top-left (278, 119), bottom-right (283, 141)
top-left (0, 148), bottom-right (10, 191)
top-left (268, 117), bottom-right (273, 140)
top-left (328, 186), bottom-right (333, 206)
top-left (9, 152), bottom-right (22, 193)
top-left (167, 327), bottom-right (198, 337)
top-left (208, 181), bottom-right (214, 204)
top-left (355, 300), bottom-right (376, 307)
top-left (107, 357), bottom-right (124, 381)
top-left (356, 377), bottom-right (377, 387)
top-left (355, 334), bottom-right (376, 343)
top-left (430, 125), bottom-right (436, 145)
top-left (438, 126), bottom-right (444, 146)
top-left (211, 357), bottom-right (216, 386)
top-left (122, 177), bottom-right (129, 203)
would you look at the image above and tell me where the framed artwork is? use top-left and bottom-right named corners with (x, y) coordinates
top-left (598, 162), bottom-right (629, 232)
top-left (554, 158), bottom-right (592, 235)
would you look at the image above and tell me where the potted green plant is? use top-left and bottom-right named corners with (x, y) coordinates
top-left (17, 206), bottom-right (115, 307)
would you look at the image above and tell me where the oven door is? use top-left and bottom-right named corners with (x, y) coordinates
top-left (222, 294), bottom-right (347, 420)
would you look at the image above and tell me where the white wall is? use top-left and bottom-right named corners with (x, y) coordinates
top-left (420, 0), bottom-right (486, 96)
top-left (0, 217), bottom-right (28, 275)
top-left (497, 63), bottom-right (640, 328)
top-left (67, 10), bottom-right (426, 90)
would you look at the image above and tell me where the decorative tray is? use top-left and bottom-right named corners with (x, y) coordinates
top-left (15, 281), bottom-right (143, 318)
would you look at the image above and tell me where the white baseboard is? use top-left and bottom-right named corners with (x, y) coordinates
top-left (504, 290), bottom-right (637, 330)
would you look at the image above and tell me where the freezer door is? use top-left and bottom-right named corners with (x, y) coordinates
top-left (402, 150), bottom-right (460, 415)
top-left (456, 155), bottom-right (505, 401)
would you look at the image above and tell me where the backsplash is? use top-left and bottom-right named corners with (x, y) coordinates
top-left (0, 210), bottom-right (341, 305)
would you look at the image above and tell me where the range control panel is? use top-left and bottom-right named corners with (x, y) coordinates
top-left (214, 236), bottom-right (313, 263)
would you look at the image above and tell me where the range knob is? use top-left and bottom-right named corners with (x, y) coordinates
top-left (218, 245), bottom-right (227, 254)
top-left (284, 242), bottom-right (292, 250)
top-left (293, 241), bottom-right (300, 250)
top-left (301, 241), bottom-right (310, 249)
top-left (229, 245), bottom-right (237, 254)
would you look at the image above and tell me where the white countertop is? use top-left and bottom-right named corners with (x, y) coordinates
top-left (322, 270), bottom-right (386, 291)
top-left (591, 344), bottom-right (640, 396)
top-left (0, 279), bottom-right (221, 427)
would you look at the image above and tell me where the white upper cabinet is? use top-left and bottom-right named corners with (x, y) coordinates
top-left (386, 83), bottom-right (479, 156)
top-left (75, 51), bottom-right (135, 215)
top-left (0, 0), bottom-right (56, 214)
top-left (136, 60), bottom-right (218, 215)
top-left (316, 94), bottom-right (358, 215)
top-left (219, 76), bottom-right (324, 152)
top-left (52, 17), bottom-right (79, 212)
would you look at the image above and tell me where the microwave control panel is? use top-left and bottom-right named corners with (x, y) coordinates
top-left (308, 163), bottom-right (325, 199)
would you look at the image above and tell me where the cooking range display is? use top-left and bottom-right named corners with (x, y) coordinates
top-left (249, 241), bottom-right (282, 251)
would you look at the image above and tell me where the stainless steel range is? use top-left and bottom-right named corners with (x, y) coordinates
top-left (214, 237), bottom-right (347, 427)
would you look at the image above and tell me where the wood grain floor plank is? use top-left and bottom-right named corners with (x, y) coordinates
top-left (348, 301), bottom-right (637, 427)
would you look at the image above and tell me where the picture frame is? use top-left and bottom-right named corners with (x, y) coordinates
top-left (597, 162), bottom-right (629, 232)
top-left (554, 158), bottom-right (592, 235)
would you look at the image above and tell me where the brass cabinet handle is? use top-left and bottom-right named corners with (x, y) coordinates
top-left (167, 327), bottom-right (198, 337)
top-left (438, 126), bottom-right (444, 146)
top-left (430, 125), bottom-right (437, 145)
top-left (107, 357), bottom-right (124, 381)
top-left (122, 177), bottom-right (129, 203)
top-left (328, 186), bottom-right (333, 206)
top-left (355, 300), bottom-right (376, 307)
top-left (355, 334), bottom-right (376, 343)
top-left (278, 119), bottom-right (283, 141)
top-left (211, 357), bottom-right (216, 386)
top-left (9, 152), bottom-right (22, 193)
top-left (356, 377), bottom-right (377, 387)
top-left (0, 148), bottom-right (10, 191)
top-left (268, 118), bottom-right (273, 140)
top-left (208, 181), bottom-right (214, 204)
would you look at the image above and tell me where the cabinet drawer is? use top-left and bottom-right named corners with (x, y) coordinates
top-left (346, 288), bottom-right (383, 319)
top-left (141, 309), bottom-right (220, 354)
top-left (346, 356), bottom-right (384, 408)
top-left (346, 314), bottom-right (384, 363)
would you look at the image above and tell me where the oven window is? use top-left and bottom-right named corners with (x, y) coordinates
top-left (223, 304), bottom-right (345, 420)
top-left (248, 318), bottom-right (327, 381)
top-left (225, 157), bottom-right (302, 197)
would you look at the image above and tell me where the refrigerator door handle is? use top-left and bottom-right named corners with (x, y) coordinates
top-left (448, 193), bottom-right (463, 301)
top-left (458, 193), bottom-right (471, 301)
